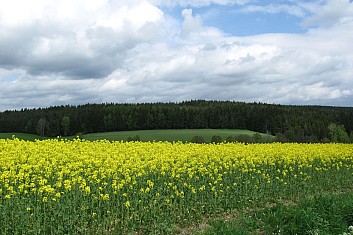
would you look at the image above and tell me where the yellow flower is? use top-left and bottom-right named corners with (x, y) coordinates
top-left (84, 186), bottom-right (91, 195)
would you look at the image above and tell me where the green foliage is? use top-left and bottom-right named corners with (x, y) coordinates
top-left (262, 134), bottom-right (275, 143)
top-left (329, 123), bottom-right (339, 142)
top-left (61, 116), bottom-right (70, 136)
top-left (225, 135), bottom-right (235, 143)
top-left (191, 135), bottom-right (205, 143)
top-left (211, 135), bottom-right (222, 143)
top-left (126, 135), bottom-right (140, 142)
top-left (24, 120), bottom-right (35, 133)
top-left (275, 132), bottom-right (287, 143)
top-left (235, 134), bottom-right (253, 143)
top-left (252, 133), bottom-right (262, 143)
top-left (328, 123), bottom-right (350, 143)
top-left (36, 117), bottom-right (48, 137)
top-left (103, 114), bottom-right (114, 131)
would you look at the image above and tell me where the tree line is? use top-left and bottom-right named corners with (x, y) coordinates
top-left (1, 100), bottom-right (353, 142)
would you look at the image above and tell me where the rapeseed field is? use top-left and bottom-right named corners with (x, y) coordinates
top-left (1, 138), bottom-right (352, 234)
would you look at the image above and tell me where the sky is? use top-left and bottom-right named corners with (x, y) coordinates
top-left (1, 0), bottom-right (353, 111)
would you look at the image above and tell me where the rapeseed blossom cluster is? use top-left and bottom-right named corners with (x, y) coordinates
top-left (0, 138), bottom-right (352, 233)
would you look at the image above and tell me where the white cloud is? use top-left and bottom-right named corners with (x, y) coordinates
top-left (240, 4), bottom-right (307, 17)
top-left (180, 8), bottom-right (224, 41)
top-left (302, 0), bottom-right (353, 27)
top-left (1, 0), bottom-right (353, 110)
top-left (181, 9), bottom-right (203, 35)
top-left (0, 0), bottom-right (164, 78)
top-left (92, 19), bottom-right (353, 105)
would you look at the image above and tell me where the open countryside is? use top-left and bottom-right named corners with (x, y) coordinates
top-left (1, 101), bottom-right (353, 234)
top-left (1, 0), bottom-right (353, 233)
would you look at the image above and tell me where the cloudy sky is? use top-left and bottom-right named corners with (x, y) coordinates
top-left (1, 0), bottom-right (353, 111)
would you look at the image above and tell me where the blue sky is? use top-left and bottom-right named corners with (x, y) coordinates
top-left (1, 0), bottom-right (353, 110)
top-left (163, 2), bottom-right (307, 35)
top-left (205, 6), bottom-right (305, 35)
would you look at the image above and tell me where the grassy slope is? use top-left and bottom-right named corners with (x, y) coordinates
top-left (1, 129), bottom-right (273, 143)
top-left (83, 129), bottom-right (272, 142)
top-left (0, 133), bottom-right (40, 141)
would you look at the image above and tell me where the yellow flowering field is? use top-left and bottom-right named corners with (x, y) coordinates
top-left (1, 138), bottom-right (353, 234)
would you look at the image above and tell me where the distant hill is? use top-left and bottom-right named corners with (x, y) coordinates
top-left (0, 100), bottom-right (352, 142)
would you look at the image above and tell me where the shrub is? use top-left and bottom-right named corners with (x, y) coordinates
top-left (211, 135), bottom-right (223, 144)
top-left (225, 135), bottom-right (235, 143)
top-left (191, 135), bottom-right (205, 144)
top-left (127, 135), bottom-right (140, 142)
top-left (235, 134), bottom-right (253, 143)
top-left (252, 133), bottom-right (262, 143)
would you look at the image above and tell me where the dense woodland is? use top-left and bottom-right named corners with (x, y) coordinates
top-left (1, 100), bottom-right (353, 142)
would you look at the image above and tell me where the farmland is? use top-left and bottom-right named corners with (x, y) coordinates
top-left (83, 129), bottom-right (272, 143)
top-left (0, 129), bottom-right (273, 143)
top-left (0, 133), bottom-right (41, 141)
top-left (1, 138), bottom-right (353, 234)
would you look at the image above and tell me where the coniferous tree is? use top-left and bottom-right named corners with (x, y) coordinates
top-left (61, 116), bottom-right (71, 136)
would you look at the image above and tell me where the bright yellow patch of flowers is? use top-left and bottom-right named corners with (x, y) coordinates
top-left (0, 138), bottom-right (353, 230)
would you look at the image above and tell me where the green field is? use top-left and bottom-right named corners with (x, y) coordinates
top-left (0, 133), bottom-right (41, 141)
top-left (1, 129), bottom-right (273, 142)
top-left (83, 129), bottom-right (273, 142)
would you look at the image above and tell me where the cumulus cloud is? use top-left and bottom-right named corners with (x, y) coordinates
top-left (301, 0), bottom-right (353, 27)
top-left (1, 0), bottom-right (353, 110)
top-left (94, 19), bottom-right (353, 106)
top-left (0, 0), bottom-right (164, 79)
top-left (181, 9), bottom-right (202, 34)
top-left (180, 8), bottom-right (223, 39)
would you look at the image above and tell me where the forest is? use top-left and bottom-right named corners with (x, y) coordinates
top-left (0, 100), bottom-right (353, 143)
